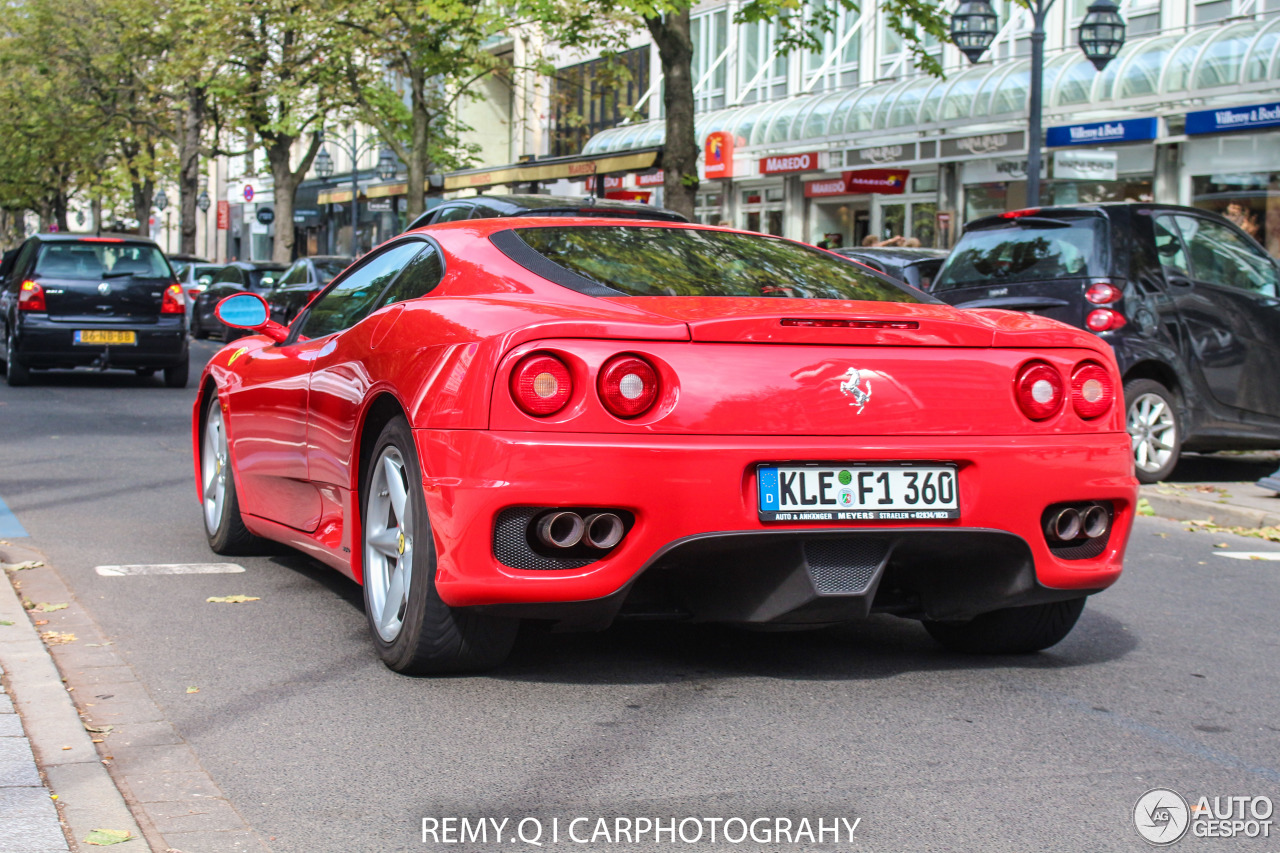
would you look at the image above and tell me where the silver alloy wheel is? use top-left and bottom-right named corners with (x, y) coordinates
top-left (201, 406), bottom-right (229, 534)
top-left (365, 446), bottom-right (413, 643)
top-left (1127, 391), bottom-right (1177, 474)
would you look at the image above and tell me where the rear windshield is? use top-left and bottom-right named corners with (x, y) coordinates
top-left (512, 226), bottom-right (928, 302)
top-left (933, 217), bottom-right (1107, 291)
top-left (35, 242), bottom-right (170, 280)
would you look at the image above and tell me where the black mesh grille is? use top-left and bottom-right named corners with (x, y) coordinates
top-left (1042, 502), bottom-right (1113, 560)
top-left (804, 539), bottom-right (889, 594)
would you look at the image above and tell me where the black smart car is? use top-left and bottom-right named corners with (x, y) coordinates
top-left (403, 193), bottom-right (686, 232)
top-left (932, 203), bottom-right (1280, 483)
top-left (265, 255), bottom-right (353, 326)
top-left (0, 234), bottom-right (189, 387)
top-left (833, 247), bottom-right (949, 290)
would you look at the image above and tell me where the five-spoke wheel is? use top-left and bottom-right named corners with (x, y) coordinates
top-left (1124, 378), bottom-right (1180, 484)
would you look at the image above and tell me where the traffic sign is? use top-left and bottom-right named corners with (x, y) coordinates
top-left (243, 184), bottom-right (255, 202)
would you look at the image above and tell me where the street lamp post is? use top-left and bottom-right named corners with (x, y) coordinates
top-left (311, 127), bottom-right (399, 256)
top-left (952, 0), bottom-right (1126, 208)
top-left (153, 189), bottom-right (169, 251)
top-left (197, 189), bottom-right (211, 260)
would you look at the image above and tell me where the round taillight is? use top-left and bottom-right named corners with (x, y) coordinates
top-left (510, 354), bottom-right (572, 416)
top-left (1071, 361), bottom-right (1114, 419)
top-left (598, 355), bottom-right (659, 418)
top-left (1085, 308), bottom-right (1126, 332)
top-left (1015, 361), bottom-right (1065, 421)
top-left (1085, 282), bottom-right (1121, 304)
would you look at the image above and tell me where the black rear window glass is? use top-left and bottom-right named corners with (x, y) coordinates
top-left (36, 242), bottom-right (169, 280)
top-left (934, 217), bottom-right (1107, 291)
top-left (512, 226), bottom-right (928, 302)
top-left (315, 260), bottom-right (350, 283)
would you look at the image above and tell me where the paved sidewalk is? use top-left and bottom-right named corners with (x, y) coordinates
top-left (1140, 479), bottom-right (1280, 530)
top-left (0, 661), bottom-right (70, 853)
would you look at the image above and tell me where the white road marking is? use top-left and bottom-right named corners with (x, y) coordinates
top-left (95, 563), bottom-right (245, 576)
top-left (1213, 552), bottom-right (1280, 561)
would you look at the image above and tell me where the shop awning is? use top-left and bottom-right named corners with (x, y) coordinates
top-left (442, 148), bottom-right (662, 192)
top-left (582, 18), bottom-right (1280, 157)
top-left (317, 181), bottom-right (410, 205)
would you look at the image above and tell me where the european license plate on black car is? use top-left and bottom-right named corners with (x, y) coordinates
top-left (757, 463), bottom-right (959, 521)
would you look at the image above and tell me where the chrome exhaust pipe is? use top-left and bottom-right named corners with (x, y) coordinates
top-left (1082, 505), bottom-right (1109, 539)
top-left (536, 511), bottom-right (584, 549)
top-left (1049, 507), bottom-right (1082, 541)
top-left (583, 513), bottom-right (625, 550)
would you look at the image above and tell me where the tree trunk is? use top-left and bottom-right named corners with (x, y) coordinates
top-left (265, 131), bottom-right (323, 263)
top-left (179, 88), bottom-right (206, 255)
top-left (53, 187), bottom-right (69, 234)
top-left (406, 70), bottom-right (429, 220)
top-left (130, 177), bottom-right (154, 238)
top-left (646, 10), bottom-right (698, 221)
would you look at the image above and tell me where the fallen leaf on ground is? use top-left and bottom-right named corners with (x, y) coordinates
top-left (1153, 532), bottom-right (1168, 538)
top-left (2, 560), bottom-right (44, 571)
top-left (83, 724), bottom-right (113, 734)
top-left (0, 620), bottom-right (12, 626)
top-left (86, 641), bottom-right (114, 647)
top-left (31, 602), bottom-right (68, 612)
top-left (83, 828), bottom-right (131, 845)
top-left (186, 686), bottom-right (199, 694)
top-left (1136, 498), bottom-right (1155, 517)
top-left (39, 631), bottom-right (76, 645)
top-left (1215, 542), bottom-right (1230, 548)
top-left (206, 595), bottom-right (260, 604)
top-left (33, 619), bottom-right (48, 626)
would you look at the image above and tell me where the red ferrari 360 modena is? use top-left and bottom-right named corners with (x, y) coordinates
top-left (193, 217), bottom-right (1137, 674)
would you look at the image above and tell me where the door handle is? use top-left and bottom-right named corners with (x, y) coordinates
top-left (1165, 275), bottom-right (1194, 288)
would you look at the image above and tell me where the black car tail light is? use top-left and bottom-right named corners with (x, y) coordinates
top-left (17, 280), bottom-right (45, 312)
top-left (1085, 308), bottom-right (1126, 332)
top-left (161, 283), bottom-right (186, 314)
top-left (1085, 282), bottom-right (1122, 304)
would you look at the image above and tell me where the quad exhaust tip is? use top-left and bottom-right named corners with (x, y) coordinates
top-left (1046, 503), bottom-right (1111, 542)
top-left (583, 513), bottom-right (625, 550)
top-left (536, 511), bottom-right (584, 549)
top-left (534, 510), bottom-right (628, 551)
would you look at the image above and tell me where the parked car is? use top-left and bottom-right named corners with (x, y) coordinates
top-left (191, 261), bottom-right (288, 341)
top-left (403, 193), bottom-right (687, 232)
top-left (265, 255), bottom-right (353, 325)
top-left (196, 217), bottom-right (1135, 674)
top-left (931, 203), bottom-right (1280, 483)
top-left (0, 233), bottom-right (189, 387)
top-left (833, 247), bottom-right (949, 290)
top-left (173, 261), bottom-right (226, 321)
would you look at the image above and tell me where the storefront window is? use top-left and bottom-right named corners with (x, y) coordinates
top-left (881, 203), bottom-right (905, 241)
top-left (1192, 172), bottom-right (1280, 258)
top-left (913, 202), bottom-right (938, 248)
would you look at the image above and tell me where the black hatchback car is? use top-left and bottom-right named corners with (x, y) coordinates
top-left (403, 193), bottom-right (687, 231)
top-left (0, 234), bottom-right (189, 387)
top-left (191, 261), bottom-right (288, 340)
top-left (932, 203), bottom-right (1280, 482)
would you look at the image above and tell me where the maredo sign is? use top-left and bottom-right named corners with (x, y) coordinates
top-left (804, 169), bottom-right (910, 197)
top-left (759, 152), bottom-right (820, 175)
top-left (705, 132), bottom-right (734, 179)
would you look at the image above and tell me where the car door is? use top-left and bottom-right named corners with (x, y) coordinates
top-left (295, 240), bottom-right (427, 490)
top-left (1159, 213), bottom-right (1280, 418)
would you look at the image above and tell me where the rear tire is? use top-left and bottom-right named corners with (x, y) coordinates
top-left (4, 326), bottom-right (30, 387)
top-left (362, 416), bottom-right (518, 674)
top-left (164, 355), bottom-right (189, 389)
top-left (923, 598), bottom-right (1087, 654)
top-left (191, 313), bottom-right (209, 340)
top-left (200, 393), bottom-right (267, 555)
top-left (1124, 378), bottom-right (1181, 484)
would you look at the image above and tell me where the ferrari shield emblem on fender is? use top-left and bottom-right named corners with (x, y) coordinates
top-left (839, 368), bottom-right (871, 413)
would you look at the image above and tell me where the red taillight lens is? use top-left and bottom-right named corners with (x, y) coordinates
top-left (1015, 361), bottom-right (1065, 421)
top-left (161, 283), bottom-right (185, 314)
top-left (510, 353), bottom-right (572, 416)
top-left (1085, 308), bottom-right (1126, 331)
top-left (1000, 208), bottom-right (1042, 219)
top-left (1071, 361), bottom-right (1114, 419)
top-left (1085, 282), bottom-right (1122, 304)
top-left (18, 280), bottom-right (45, 312)
top-left (598, 355), bottom-right (659, 418)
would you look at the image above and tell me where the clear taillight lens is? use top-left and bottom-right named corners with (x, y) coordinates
top-left (161, 283), bottom-right (186, 314)
top-left (510, 353), bottom-right (572, 416)
top-left (1071, 361), bottom-right (1114, 419)
top-left (1085, 308), bottom-right (1126, 331)
top-left (17, 280), bottom-right (45, 312)
top-left (1015, 361), bottom-right (1065, 421)
top-left (598, 355), bottom-right (659, 418)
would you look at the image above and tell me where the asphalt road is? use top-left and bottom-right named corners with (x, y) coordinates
top-left (1, 347), bottom-right (1279, 852)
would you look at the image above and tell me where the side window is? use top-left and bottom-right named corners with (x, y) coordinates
top-left (1176, 215), bottom-right (1279, 296)
top-left (278, 262), bottom-right (305, 286)
top-left (299, 242), bottom-right (423, 338)
top-left (215, 267), bottom-right (243, 285)
top-left (433, 205), bottom-right (473, 223)
top-left (1153, 216), bottom-right (1191, 278)
top-left (8, 240), bottom-right (38, 287)
top-left (377, 245), bottom-right (445, 309)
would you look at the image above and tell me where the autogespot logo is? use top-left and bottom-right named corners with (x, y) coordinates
top-left (1135, 789), bottom-right (1191, 845)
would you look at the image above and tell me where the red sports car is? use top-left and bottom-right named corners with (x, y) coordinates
top-left (193, 218), bottom-right (1137, 673)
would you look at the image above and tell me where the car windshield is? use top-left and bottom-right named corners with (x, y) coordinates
top-left (35, 242), bottom-right (169, 280)
top-left (933, 216), bottom-right (1107, 290)
top-left (315, 260), bottom-right (350, 283)
top-left (512, 226), bottom-right (929, 302)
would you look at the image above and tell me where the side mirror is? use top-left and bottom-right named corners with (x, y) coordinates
top-left (214, 292), bottom-right (289, 343)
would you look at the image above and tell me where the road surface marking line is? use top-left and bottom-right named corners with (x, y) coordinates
top-left (1213, 551), bottom-right (1280, 561)
top-left (95, 563), bottom-right (245, 576)
top-left (0, 493), bottom-right (29, 538)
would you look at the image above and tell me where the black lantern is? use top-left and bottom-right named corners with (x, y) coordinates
top-left (314, 147), bottom-right (334, 179)
top-left (153, 189), bottom-right (169, 211)
top-left (376, 148), bottom-right (398, 181)
top-left (196, 190), bottom-right (211, 212)
top-left (1079, 0), bottom-right (1126, 71)
top-left (951, 1), bottom-right (999, 65)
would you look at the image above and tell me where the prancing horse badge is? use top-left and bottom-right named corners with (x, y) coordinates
top-left (839, 368), bottom-right (872, 413)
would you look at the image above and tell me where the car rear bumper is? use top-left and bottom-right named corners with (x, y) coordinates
top-left (14, 316), bottom-right (187, 368)
top-left (415, 429), bottom-right (1137, 625)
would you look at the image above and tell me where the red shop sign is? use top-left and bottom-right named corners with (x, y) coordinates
top-left (216, 200), bottom-right (230, 230)
top-left (842, 168), bottom-right (910, 194)
top-left (636, 171), bottom-right (664, 187)
top-left (604, 191), bottom-right (652, 203)
top-left (759, 152), bottom-right (819, 175)
top-left (804, 178), bottom-right (850, 198)
top-left (705, 132), bottom-right (735, 180)
top-left (585, 175), bottom-right (625, 191)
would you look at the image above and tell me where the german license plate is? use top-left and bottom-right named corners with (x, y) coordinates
top-left (757, 463), bottom-right (959, 521)
top-left (75, 330), bottom-right (136, 345)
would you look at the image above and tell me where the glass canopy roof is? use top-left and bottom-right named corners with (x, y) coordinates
top-left (582, 19), bottom-right (1280, 157)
